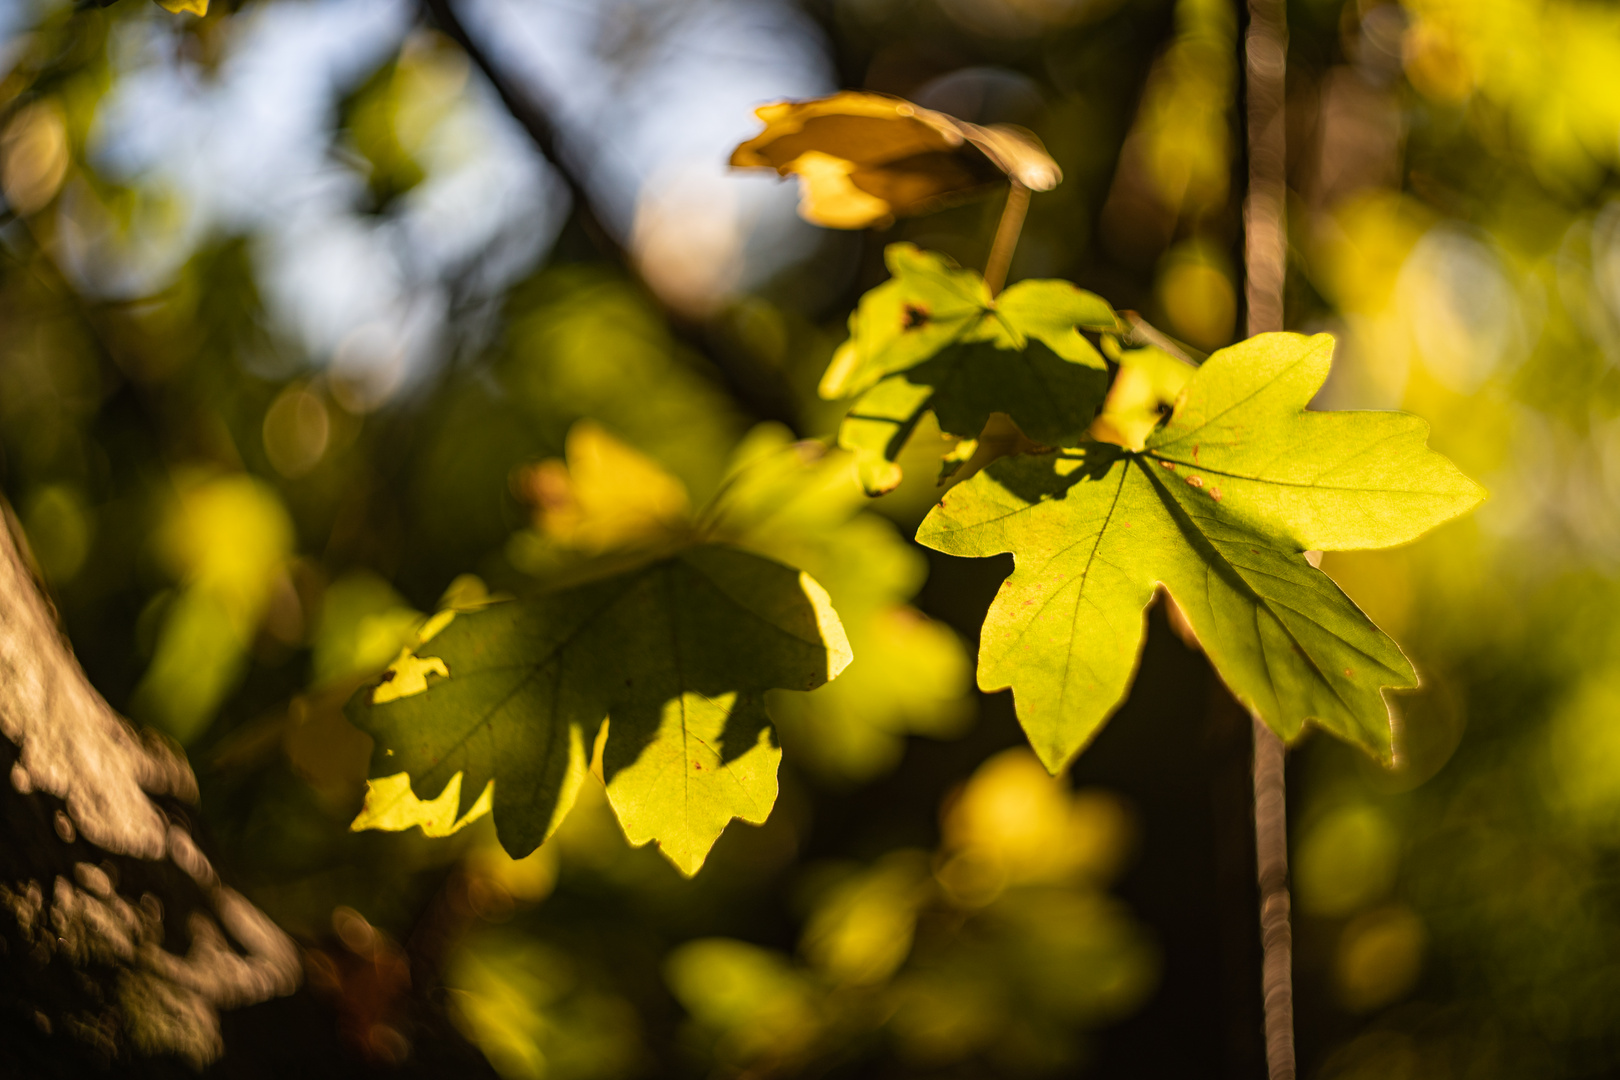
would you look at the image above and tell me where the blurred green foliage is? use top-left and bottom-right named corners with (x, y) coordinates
top-left (665, 750), bottom-right (1155, 1076)
top-left (2, 0), bottom-right (1620, 1076)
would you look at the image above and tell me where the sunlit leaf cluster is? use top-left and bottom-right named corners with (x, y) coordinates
top-left (812, 236), bottom-right (1481, 769)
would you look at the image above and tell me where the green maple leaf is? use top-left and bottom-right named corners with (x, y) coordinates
top-left (821, 243), bottom-right (1118, 495)
top-left (916, 333), bottom-right (1485, 770)
top-left (348, 545), bottom-right (850, 874)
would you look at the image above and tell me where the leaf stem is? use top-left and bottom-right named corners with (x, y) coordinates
top-left (983, 180), bottom-right (1030, 297)
top-left (1122, 312), bottom-right (1205, 366)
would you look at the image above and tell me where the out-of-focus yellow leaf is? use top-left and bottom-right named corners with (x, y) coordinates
top-left (346, 32), bottom-right (470, 209)
top-left (351, 770), bottom-right (493, 837)
top-left (886, 973), bottom-right (1007, 1066)
top-left (466, 838), bottom-right (559, 905)
top-left (1104, 0), bottom-right (1234, 232)
top-left (769, 602), bottom-right (973, 780)
top-left (664, 939), bottom-right (821, 1064)
top-left (159, 471), bottom-right (295, 618)
top-left (800, 851), bottom-right (932, 985)
top-left (311, 572), bottom-right (424, 685)
top-left (1544, 674), bottom-right (1620, 833)
top-left (519, 421), bottom-right (691, 554)
top-left (1, 100), bottom-right (68, 215)
top-left (730, 91), bottom-right (1060, 229)
top-left (1155, 241), bottom-right (1236, 351)
top-left (936, 748), bottom-right (1132, 904)
top-left (134, 590), bottom-right (250, 745)
top-left (135, 471), bottom-right (296, 742)
top-left (154, 0), bottom-right (209, 15)
top-left (1402, 0), bottom-right (1620, 188)
top-left (448, 934), bottom-right (641, 1080)
top-left (1295, 805), bottom-right (1399, 918)
top-left (500, 270), bottom-right (745, 506)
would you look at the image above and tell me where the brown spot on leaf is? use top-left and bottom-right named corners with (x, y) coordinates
top-left (1344, 668), bottom-right (1354, 677)
top-left (1159, 460), bottom-right (1176, 470)
top-left (1192, 445), bottom-right (1200, 462)
top-left (1210, 486), bottom-right (1222, 501)
top-left (1187, 476), bottom-right (1204, 487)
top-left (902, 303), bottom-right (931, 330)
top-left (693, 761), bottom-right (703, 771)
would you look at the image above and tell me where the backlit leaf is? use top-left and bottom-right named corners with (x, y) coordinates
top-left (517, 421), bottom-right (973, 786)
top-left (826, 245), bottom-right (1117, 495)
top-left (917, 333), bottom-right (1485, 769)
top-left (730, 92), bottom-right (1061, 229)
top-left (349, 546), bottom-right (850, 874)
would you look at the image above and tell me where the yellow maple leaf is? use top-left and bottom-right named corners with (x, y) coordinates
top-left (730, 91), bottom-right (1061, 229)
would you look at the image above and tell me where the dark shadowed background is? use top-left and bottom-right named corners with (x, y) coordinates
top-left (2, 0), bottom-right (1619, 1075)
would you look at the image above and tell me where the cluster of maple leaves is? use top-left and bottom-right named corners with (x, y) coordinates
top-left (95, 0), bottom-right (1488, 886)
top-left (343, 232), bottom-right (1482, 875)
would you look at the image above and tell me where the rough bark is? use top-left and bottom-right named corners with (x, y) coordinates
top-left (0, 512), bottom-right (300, 1069)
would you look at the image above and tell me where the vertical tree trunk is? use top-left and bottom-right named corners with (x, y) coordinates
top-left (0, 513), bottom-right (299, 1069)
top-left (1243, 0), bottom-right (1296, 1076)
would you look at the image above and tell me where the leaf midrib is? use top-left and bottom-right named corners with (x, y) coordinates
top-left (1135, 456), bottom-right (1362, 722)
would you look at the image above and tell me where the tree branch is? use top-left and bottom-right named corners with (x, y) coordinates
top-left (418, 0), bottom-right (624, 265)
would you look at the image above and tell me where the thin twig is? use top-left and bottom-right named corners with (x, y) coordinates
top-left (1251, 714), bottom-right (1295, 1078)
top-left (1244, 0), bottom-right (1296, 1074)
top-left (1244, 0), bottom-right (1289, 339)
top-left (982, 180), bottom-right (1030, 297)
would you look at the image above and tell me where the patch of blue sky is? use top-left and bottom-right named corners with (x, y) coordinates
top-left (458, 0), bottom-right (836, 295)
top-left (74, 0), bottom-right (560, 401)
top-left (56, 0), bottom-right (837, 395)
